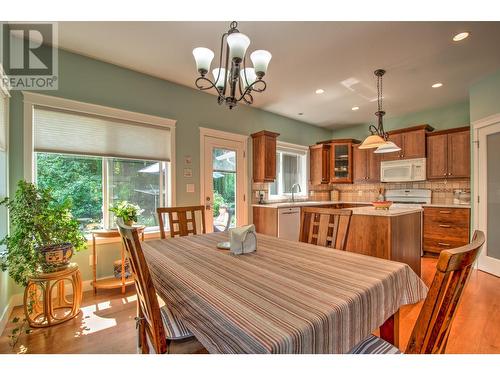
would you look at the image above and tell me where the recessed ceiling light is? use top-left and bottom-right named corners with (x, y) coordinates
top-left (315, 89), bottom-right (325, 94)
top-left (453, 32), bottom-right (470, 42)
top-left (352, 106), bottom-right (359, 111)
top-left (432, 82), bottom-right (443, 88)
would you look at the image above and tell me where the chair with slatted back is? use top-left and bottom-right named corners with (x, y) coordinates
top-left (349, 230), bottom-right (485, 354)
top-left (157, 206), bottom-right (206, 239)
top-left (116, 219), bottom-right (204, 354)
top-left (299, 207), bottom-right (353, 250)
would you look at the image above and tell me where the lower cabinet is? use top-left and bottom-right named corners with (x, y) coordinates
top-left (423, 207), bottom-right (470, 255)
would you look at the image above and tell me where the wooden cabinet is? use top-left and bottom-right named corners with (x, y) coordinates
top-left (309, 143), bottom-right (330, 185)
top-left (314, 139), bottom-right (359, 184)
top-left (353, 145), bottom-right (381, 183)
top-left (251, 130), bottom-right (279, 182)
top-left (382, 125), bottom-right (433, 161)
top-left (426, 127), bottom-right (470, 180)
top-left (423, 207), bottom-right (470, 255)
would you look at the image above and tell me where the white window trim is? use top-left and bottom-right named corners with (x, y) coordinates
top-left (22, 92), bottom-right (177, 208)
top-left (268, 140), bottom-right (309, 200)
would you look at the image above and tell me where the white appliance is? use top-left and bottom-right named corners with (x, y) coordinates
top-left (385, 189), bottom-right (431, 257)
top-left (380, 158), bottom-right (426, 182)
top-left (278, 207), bottom-right (301, 241)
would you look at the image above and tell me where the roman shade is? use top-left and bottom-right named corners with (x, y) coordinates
top-left (33, 106), bottom-right (171, 161)
top-left (0, 93), bottom-right (7, 152)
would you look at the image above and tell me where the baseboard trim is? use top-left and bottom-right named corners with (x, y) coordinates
top-left (0, 276), bottom-right (107, 336)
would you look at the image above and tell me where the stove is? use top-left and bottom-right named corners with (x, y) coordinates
top-left (385, 189), bottom-right (431, 206)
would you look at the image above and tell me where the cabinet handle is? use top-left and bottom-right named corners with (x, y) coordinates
top-left (438, 242), bottom-right (451, 247)
top-left (439, 224), bottom-right (452, 228)
top-left (439, 210), bottom-right (451, 214)
top-left (443, 173), bottom-right (447, 176)
top-left (449, 172), bottom-right (452, 176)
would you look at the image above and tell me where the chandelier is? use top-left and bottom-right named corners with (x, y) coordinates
top-left (359, 69), bottom-right (401, 153)
top-left (192, 21), bottom-right (272, 110)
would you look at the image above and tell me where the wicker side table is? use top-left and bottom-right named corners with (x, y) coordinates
top-left (91, 226), bottom-right (145, 294)
top-left (24, 263), bottom-right (82, 328)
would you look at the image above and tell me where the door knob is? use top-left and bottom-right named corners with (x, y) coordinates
top-left (205, 196), bottom-right (212, 210)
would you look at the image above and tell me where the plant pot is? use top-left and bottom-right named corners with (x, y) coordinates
top-left (38, 243), bottom-right (74, 272)
top-left (124, 220), bottom-right (134, 226)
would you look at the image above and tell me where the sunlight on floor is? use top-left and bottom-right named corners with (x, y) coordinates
top-left (77, 303), bottom-right (117, 336)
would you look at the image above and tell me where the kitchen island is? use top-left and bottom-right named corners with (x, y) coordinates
top-left (345, 206), bottom-right (422, 276)
top-left (253, 202), bottom-right (422, 276)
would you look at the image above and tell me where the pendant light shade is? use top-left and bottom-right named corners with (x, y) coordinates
top-left (250, 50), bottom-right (272, 77)
top-left (359, 134), bottom-right (386, 149)
top-left (240, 68), bottom-right (257, 88)
top-left (212, 68), bottom-right (226, 90)
top-left (374, 141), bottom-right (402, 154)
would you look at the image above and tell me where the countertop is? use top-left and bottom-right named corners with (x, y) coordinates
top-left (422, 203), bottom-right (471, 209)
top-left (252, 201), bottom-right (471, 209)
top-left (349, 206), bottom-right (423, 217)
top-left (252, 200), bottom-right (372, 209)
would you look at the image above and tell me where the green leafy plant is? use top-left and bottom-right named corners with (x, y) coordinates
top-left (0, 180), bottom-right (87, 287)
top-left (109, 201), bottom-right (144, 224)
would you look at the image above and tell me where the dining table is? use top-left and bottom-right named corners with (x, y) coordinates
top-left (142, 232), bottom-right (428, 354)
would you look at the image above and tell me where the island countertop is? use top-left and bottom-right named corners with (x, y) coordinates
top-left (350, 206), bottom-right (423, 216)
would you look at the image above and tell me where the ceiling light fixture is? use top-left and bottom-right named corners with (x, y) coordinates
top-left (315, 89), bottom-right (325, 94)
top-left (432, 82), bottom-right (443, 88)
top-left (453, 32), bottom-right (470, 42)
top-left (352, 106), bottom-right (359, 111)
top-left (192, 21), bottom-right (272, 110)
top-left (359, 69), bottom-right (401, 154)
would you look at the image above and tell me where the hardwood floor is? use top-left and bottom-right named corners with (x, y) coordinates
top-left (1, 257), bottom-right (499, 354)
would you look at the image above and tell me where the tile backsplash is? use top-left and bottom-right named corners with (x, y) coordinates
top-left (252, 179), bottom-right (470, 205)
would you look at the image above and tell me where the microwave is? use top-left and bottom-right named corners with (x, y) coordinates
top-left (380, 158), bottom-right (426, 182)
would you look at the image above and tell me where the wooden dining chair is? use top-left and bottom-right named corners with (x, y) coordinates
top-left (349, 230), bottom-right (485, 354)
top-left (299, 207), bottom-right (353, 250)
top-left (157, 205), bottom-right (206, 239)
top-left (116, 219), bottom-right (204, 354)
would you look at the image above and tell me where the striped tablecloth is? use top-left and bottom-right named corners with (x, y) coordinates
top-left (142, 232), bottom-right (428, 354)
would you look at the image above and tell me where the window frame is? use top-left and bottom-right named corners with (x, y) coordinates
top-left (268, 141), bottom-right (309, 200)
top-left (23, 91), bottom-right (177, 207)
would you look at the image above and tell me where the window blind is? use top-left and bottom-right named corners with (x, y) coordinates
top-left (33, 106), bottom-right (171, 161)
top-left (0, 93), bottom-right (7, 152)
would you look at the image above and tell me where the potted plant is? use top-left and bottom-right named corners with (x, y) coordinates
top-left (109, 201), bottom-right (143, 226)
top-left (0, 180), bottom-right (87, 286)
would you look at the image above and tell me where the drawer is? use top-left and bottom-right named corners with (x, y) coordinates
top-left (423, 207), bottom-right (470, 226)
top-left (424, 237), bottom-right (469, 254)
top-left (423, 221), bottom-right (469, 240)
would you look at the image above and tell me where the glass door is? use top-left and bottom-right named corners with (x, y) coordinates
top-left (201, 132), bottom-right (247, 233)
top-left (330, 143), bottom-right (353, 183)
top-left (477, 122), bottom-right (500, 276)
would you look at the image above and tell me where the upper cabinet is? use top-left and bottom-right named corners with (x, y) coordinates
top-left (382, 125), bottom-right (434, 161)
top-left (427, 127), bottom-right (470, 180)
top-left (251, 130), bottom-right (280, 182)
top-left (309, 143), bottom-right (330, 185)
top-left (353, 145), bottom-right (381, 183)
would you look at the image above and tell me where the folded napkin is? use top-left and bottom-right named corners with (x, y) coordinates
top-left (229, 224), bottom-right (257, 255)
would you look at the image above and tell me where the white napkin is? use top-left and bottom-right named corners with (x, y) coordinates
top-left (229, 224), bottom-right (257, 255)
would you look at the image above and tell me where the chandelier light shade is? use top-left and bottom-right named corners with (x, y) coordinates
top-left (192, 21), bottom-right (272, 109)
top-left (359, 69), bottom-right (400, 153)
top-left (192, 47), bottom-right (215, 75)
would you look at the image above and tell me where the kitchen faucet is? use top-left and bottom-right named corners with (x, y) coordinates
top-left (290, 183), bottom-right (302, 203)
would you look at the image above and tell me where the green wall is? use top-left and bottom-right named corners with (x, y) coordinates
top-left (331, 100), bottom-right (470, 139)
top-left (4, 47), bottom-right (331, 299)
top-left (470, 69), bottom-right (500, 122)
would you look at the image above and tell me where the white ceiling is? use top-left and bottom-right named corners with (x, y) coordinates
top-left (56, 21), bottom-right (500, 128)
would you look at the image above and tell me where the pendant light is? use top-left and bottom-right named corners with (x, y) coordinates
top-left (359, 69), bottom-right (400, 154)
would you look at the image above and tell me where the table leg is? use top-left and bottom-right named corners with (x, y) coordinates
top-left (92, 234), bottom-right (97, 295)
top-left (121, 243), bottom-right (126, 294)
top-left (380, 310), bottom-right (400, 348)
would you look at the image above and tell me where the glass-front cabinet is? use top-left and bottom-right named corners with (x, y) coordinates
top-left (328, 140), bottom-right (360, 183)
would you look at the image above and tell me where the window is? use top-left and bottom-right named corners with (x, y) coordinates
top-left (35, 153), bottom-right (170, 234)
top-left (269, 142), bottom-right (308, 199)
top-left (31, 102), bottom-right (174, 235)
